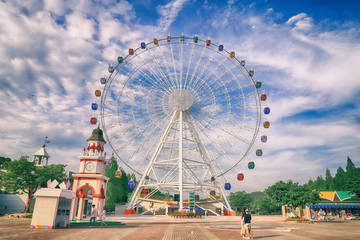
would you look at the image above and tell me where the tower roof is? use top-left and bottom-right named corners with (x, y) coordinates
top-left (34, 144), bottom-right (50, 158)
top-left (87, 127), bottom-right (106, 143)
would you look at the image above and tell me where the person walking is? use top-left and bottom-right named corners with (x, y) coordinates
top-left (89, 204), bottom-right (97, 227)
top-left (240, 214), bottom-right (246, 238)
top-left (100, 207), bottom-right (107, 227)
top-left (242, 209), bottom-right (253, 239)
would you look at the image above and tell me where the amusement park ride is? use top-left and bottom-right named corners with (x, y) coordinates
top-left (90, 34), bottom-right (270, 215)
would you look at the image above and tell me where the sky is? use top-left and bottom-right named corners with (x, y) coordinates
top-left (0, 0), bottom-right (360, 193)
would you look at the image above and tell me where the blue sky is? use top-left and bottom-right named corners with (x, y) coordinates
top-left (0, 0), bottom-right (359, 193)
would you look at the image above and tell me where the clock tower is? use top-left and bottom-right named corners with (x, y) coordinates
top-left (70, 127), bottom-right (109, 220)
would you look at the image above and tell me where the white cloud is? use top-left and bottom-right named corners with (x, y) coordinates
top-left (287, 13), bottom-right (314, 31)
top-left (156, 0), bottom-right (189, 31)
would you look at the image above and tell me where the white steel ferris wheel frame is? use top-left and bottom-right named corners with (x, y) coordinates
top-left (98, 35), bottom-right (265, 214)
top-left (127, 110), bottom-right (232, 211)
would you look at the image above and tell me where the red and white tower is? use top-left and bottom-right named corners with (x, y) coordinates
top-left (70, 127), bottom-right (109, 220)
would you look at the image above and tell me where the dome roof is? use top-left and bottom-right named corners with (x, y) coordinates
top-left (87, 127), bottom-right (106, 143)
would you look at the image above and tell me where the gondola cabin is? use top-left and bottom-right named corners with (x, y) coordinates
top-left (218, 45), bottom-right (224, 51)
top-left (249, 69), bottom-right (254, 77)
top-left (100, 77), bottom-right (106, 84)
top-left (193, 35), bottom-right (198, 43)
top-left (91, 103), bottom-right (98, 110)
top-left (237, 173), bottom-right (244, 181)
top-left (115, 170), bottom-right (121, 178)
top-left (240, 59), bottom-right (245, 66)
top-left (225, 182), bottom-right (231, 190)
top-left (261, 135), bottom-right (267, 143)
top-left (90, 117), bottom-right (97, 125)
top-left (108, 65), bottom-right (114, 73)
top-left (260, 93), bottom-right (267, 101)
top-left (264, 107), bottom-right (270, 114)
top-left (141, 42), bottom-right (146, 49)
top-left (263, 121), bottom-right (270, 128)
top-left (256, 149), bottom-right (263, 156)
top-left (129, 48), bottom-right (134, 55)
top-left (142, 188), bottom-right (149, 196)
top-left (128, 180), bottom-right (135, 188)
top-left (210, 176), bottom-right (215, 182)
top-left (230, 51), bottom-right (235, 58)
top-left (180, 34), bottom-right (185, 41)
top-left (248, 161), bottom-right (255, 169)
top-left (256, 81), bottom-right (262, 88)
top-left (206, 39), bottom-right (211, 46)
top-left (167, 34), bottom-right (171, 42)
top-left (153, 37), bottom-right (158, 44)
top-left (210, 190), bottom-right (216, 197)
top-left (95, 89), bottom-right (101, 97)
top-left (118, 56), bottom-right (123, 63)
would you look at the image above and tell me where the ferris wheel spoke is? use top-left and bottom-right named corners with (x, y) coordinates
top-left (135, 51), bottom-right (172, 90)
top-left (145, 47), bottom-right (174, 89)
top-left (179, 37), bottom-right (184, 88)
top-left (191, 56), bottom-right (229, 93)
top-left (187, 44), bottom-right (207, 89)
top-left (169, 40), bottom-right (179, 88)
top-left (194, 110), bottom-right (254, 146)
top-left (191, 117), bottom-right (239, 175)
top-left (184, 41), bottom-right (196, 90)
top-left (156, 43), bottom-right (177, 88)
top-left (191, 57), bottom-right (240, 94)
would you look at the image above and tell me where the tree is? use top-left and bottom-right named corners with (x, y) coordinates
top-left (229, 191), bottom-right (253, 211)
top-left (0, 156), bottom-right (11, 169)
top-left (265, 180), bottom-right (320, 217)
top-left (252, 196), bottom-right (281, 214)
top-left (0, 156), bottom-right (66, 212)
top-left (333, 166), bottom-right (345, 190)
top-left (105, 155), bottom-right (134, 211)
top-left (345, 157), bottom-right (356, 172)
top-left (325, 168), bottom-right (333, 191)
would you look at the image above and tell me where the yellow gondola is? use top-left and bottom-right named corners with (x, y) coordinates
top-left (210, 189), bottom-right (216, 197)
top-left (115, 169), bottom-right (121, 178)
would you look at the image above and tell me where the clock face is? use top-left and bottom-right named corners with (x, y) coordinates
top-left (85, 162), bottom-right (94, 171)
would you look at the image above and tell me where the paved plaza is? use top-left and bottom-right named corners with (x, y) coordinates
top-left (1, 215), bottom-right (360, 240)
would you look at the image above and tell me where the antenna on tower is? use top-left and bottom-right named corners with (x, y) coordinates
top-left (44, 136), bottom-right (51, 145)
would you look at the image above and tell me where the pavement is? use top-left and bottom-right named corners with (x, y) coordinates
top-left (1, 215), bottom-right (360, 240)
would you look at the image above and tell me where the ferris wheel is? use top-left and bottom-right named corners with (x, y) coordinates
top-left (91, 34), bottom-right (270, 213)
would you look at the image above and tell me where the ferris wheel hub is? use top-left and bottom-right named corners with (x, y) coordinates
top-left (169, 89), bottom-right (193, 111)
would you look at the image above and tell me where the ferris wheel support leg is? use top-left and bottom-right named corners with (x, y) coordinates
top-left (179, 111), bottom-right (184, 210)
top-left (127, 111), bottom-right (179, 211)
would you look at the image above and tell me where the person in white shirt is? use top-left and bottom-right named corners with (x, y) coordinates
top-left (100, 208), bottom-right (107, 227)
top-left (90, 204), bottom-right (97, 227)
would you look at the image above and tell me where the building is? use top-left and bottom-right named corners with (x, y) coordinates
top-left (282, 191), bottom-right (360, 220)
top-left (33, 144), bottom-right (50, 168)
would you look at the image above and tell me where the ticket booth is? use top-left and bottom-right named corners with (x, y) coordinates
top-left (31, 188), bottom-right (76, 229)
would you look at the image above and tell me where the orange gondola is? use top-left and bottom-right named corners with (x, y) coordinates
top-left (115, 169), bottom-right (121, 178)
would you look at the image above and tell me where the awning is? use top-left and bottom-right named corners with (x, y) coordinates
top-left (310, 205), bottom-right (360, 208)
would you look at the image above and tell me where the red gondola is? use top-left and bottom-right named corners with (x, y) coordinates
top-left (260, 93), bottom-right (267, 101)
top-left (237, 173), bottom-right (244, 181)
top-left (90, 117), bottom-right (97, 125)
top-left (206, 38), bottom-right (211, 46)
top-left (142, 188), bottom-right (149, 196)
top-left (129, 48), bottom-right (134, 55)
